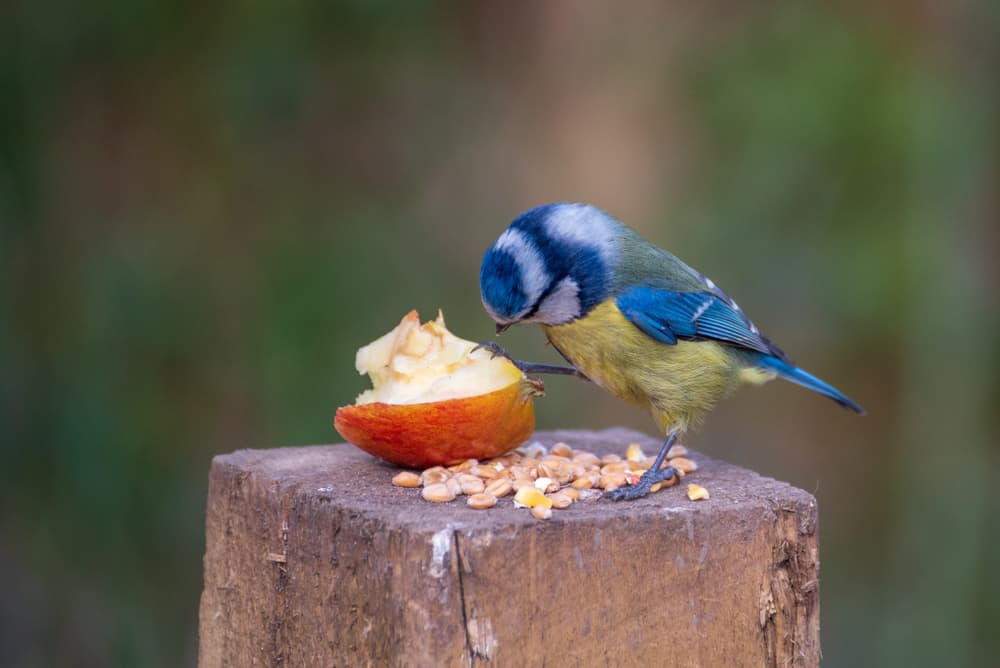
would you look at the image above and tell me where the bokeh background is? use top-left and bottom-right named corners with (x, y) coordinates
top-left (2, 1), bottom-right (998, 666)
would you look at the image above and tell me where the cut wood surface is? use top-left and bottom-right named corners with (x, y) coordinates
top-left (199, 428), bottom-right (820, 667)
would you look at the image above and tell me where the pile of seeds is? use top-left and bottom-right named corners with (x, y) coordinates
top-left (390, 441), bottom-right (701, 520)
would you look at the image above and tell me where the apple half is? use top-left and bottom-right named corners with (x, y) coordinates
top-left (334, 310), bottom-right (543, 468)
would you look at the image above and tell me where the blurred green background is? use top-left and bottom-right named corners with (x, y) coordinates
top-left (2, 1), bottom-right (998, 666)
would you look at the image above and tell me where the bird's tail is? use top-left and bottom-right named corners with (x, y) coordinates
top-left (756, 355), bottom-right (865, 414)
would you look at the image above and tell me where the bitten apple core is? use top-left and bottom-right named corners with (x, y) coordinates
top-left (335, 310), bottom-right (541, 468)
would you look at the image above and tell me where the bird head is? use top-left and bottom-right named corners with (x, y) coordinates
top-left (480, 202), bottom-right (618, 331)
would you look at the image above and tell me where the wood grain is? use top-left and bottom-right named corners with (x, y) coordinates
top-left (199, 428), bottom-right (819, 667)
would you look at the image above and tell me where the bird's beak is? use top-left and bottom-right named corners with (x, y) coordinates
top-left (495, 322), bottom-right (512, 335)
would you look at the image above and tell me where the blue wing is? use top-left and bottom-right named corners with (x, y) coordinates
top-left (616, 285), bottom-right (864, 412)
top-left (616, 286), bottom-right (778, 356)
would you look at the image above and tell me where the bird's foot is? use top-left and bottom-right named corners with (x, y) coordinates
top-left (473, 342), bottom-right (588, 380)
top-left (473, 340), bottom-right (514, 363)
top-left (604, 465), bottom-right (679, 501)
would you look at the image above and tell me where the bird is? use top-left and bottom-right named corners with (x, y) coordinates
top-left (478, 202), bottom-right (864, 501)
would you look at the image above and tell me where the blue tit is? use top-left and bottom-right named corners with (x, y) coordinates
top-left (479, 202), bottom-right (864, 500)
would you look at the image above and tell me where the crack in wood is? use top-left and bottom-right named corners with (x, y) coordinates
top-left (453, 531), bottom-right (474, 666)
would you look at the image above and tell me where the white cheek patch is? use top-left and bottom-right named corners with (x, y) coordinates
top-left (531, 276), bottom-right (582, 325)
top-left (542, 203), bottom-right (617, 263)
top-left (493, 228), bottom-right (550, 312)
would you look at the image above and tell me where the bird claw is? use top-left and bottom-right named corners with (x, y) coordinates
top-left (473, 341), bottom-right (515, 363)
top-left (473, 342), bottom-right (587, 381)
top-left (604, 466), bottom-right (679, 502)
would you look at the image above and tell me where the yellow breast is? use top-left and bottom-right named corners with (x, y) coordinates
top-left (542, 300), bottom-right (771, 433)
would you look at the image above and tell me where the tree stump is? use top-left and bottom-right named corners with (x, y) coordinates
top-left (199, 428), bottom-right (820, 667)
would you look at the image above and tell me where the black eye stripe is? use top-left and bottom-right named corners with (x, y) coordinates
top-left (504, 205), bottom-right (613, 319)
top-left (516, 234), bottom-right (607, 314)
top-left (523, 276), bottom-right (564, 319)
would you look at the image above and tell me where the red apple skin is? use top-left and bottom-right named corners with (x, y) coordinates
top-left (334, 380), bottom-right (537, 468)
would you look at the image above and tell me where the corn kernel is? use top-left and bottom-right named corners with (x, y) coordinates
top-left (625, 443), bottom-right (646, 462)
top-left (687, 484), bottom-right (709, 501)
top-left (514, 486), bottom-right (553, 509)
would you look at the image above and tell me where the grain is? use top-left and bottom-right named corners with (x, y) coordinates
top-left (600, 462), bottom-right (627, 475)
top-left (467, 493), bottom-right (497, 510)
top-left (459, 477), bottom-right (486, 495)
top-left (469, 464), bottom-right (498, 479)
top-left (625, 443), bottom-right (646, 462)
top-left (551, 461), bottom-right (576, 485)
top-left (530, 505), bottom-right (553, 520)
top-left (670, 457), bottom-right (698, 474)
top-left (514, 486), bottom-right (552, 509)
top-left (391, 471), bottom-right (422, 488)
top-left (600, 472), bottom-right (627, 491)
top-left (484, 477), bottom-right (513, 498)
top-left (667, 444), bottom-right (689, 458)
top-left (550, 442), bottom-right (573, 458)
top-left (572, 452), bottom-right (601, 467)
top-left (448, 459), bottom-right (476, 473)
top-left (523, 443), bottom-right (548, 459)
top-left (398, 440), bottom-right (703, 511)
top-left (687, 484), bottom-right (709, 501)
top-left (512, 479), bottom-right (535, 492)
top-left (422, 483), bottom-right (455, 503)
top-left (509, 465), bottom-right (531, 479)
top-left (534, 477), bottom-right (560, 494)
top-left (421, 467), bottom-right (450, 486)
top-left (548, 492), bottom-right (573, 509)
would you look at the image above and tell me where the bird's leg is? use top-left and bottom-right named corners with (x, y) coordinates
top-left (605, 431), bottom-right (681, 501)
top-left (473, 341), bottom-right (589, 381)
